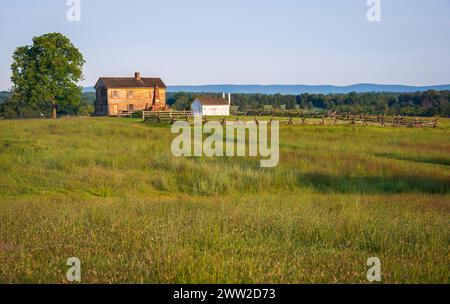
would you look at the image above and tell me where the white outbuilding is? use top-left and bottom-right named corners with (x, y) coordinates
top-left (191, 94), bottom-right (231, 116)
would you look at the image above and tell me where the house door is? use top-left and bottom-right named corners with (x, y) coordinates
top-left (110, 104), bottom-right (118, 116)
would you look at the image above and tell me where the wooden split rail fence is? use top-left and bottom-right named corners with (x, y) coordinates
top-left (231, 110), bottom-right (438, 128)
top-left (142, 110), bottom-right (192, 124)
top-left (142, 110), bottom-right (438, 128)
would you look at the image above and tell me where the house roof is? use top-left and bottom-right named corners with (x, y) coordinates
top-left (95, 77), bottom-right (166, 89)
top-left (195, 96), bottom-right (230, 106)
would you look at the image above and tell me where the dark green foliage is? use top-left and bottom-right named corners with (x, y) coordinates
top-left (167, 91), bottom-right (450, 117)
top-left (80, 92), bottom-right (95, 116)
top-left (0, 91), bottom-right (10, 103)
top-left (167, 92), bottom-right (194, 110)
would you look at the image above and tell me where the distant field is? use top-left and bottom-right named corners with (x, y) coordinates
top-left (0, 117), bottom-right (449, 283)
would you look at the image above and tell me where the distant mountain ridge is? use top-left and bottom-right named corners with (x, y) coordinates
top-left (83, 83), bottom-right (450, 94)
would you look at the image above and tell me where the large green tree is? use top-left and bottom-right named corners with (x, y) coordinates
top-left (9, 33), bottom-right (85, 118)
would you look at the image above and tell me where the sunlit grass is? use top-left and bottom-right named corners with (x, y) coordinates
top-left (0, 117), bottom-right (448, 283)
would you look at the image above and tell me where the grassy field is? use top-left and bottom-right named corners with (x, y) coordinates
top-left (0, 117), bottom-right (449, 283)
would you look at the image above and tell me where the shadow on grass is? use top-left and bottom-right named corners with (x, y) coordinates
top-left (375, 152), bottom-right (450, 167)
top-left (301, 173), bottom-right (449, 194)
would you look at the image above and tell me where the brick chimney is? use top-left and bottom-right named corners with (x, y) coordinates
top-left (134, 72), bottom-right (141, 80)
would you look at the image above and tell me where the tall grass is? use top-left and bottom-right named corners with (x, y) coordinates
top-left (0, 117), bottom-right (448, 283)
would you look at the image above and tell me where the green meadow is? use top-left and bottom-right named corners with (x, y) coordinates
top-left (0, 117), bottom-right (448, 283)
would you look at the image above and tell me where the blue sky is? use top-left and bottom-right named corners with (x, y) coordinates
top-left (0, 0), bottom-right (449, 90)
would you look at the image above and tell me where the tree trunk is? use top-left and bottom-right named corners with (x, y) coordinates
top-left (51, 104), bottom-right (57, 119)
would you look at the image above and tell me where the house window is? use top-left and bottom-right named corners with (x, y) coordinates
top-left (127, 90), bottom-right (134, 98)
top-left (128, 104), bottom-right (134, 112)
top-left (112, 90), bottom-right (119, 98)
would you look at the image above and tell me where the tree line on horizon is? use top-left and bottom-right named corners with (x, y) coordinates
top-left (1, 89), bottom-right (449, 118)
top-left (168, 90), bottom-right (450, 117)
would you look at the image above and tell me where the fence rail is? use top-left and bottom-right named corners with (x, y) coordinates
top-left (141, 109), bottom-right (438, 128)
top-left (229, 110), bottom-right (438, 128)
top-left (142, 110), bottom-right (192, 124)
